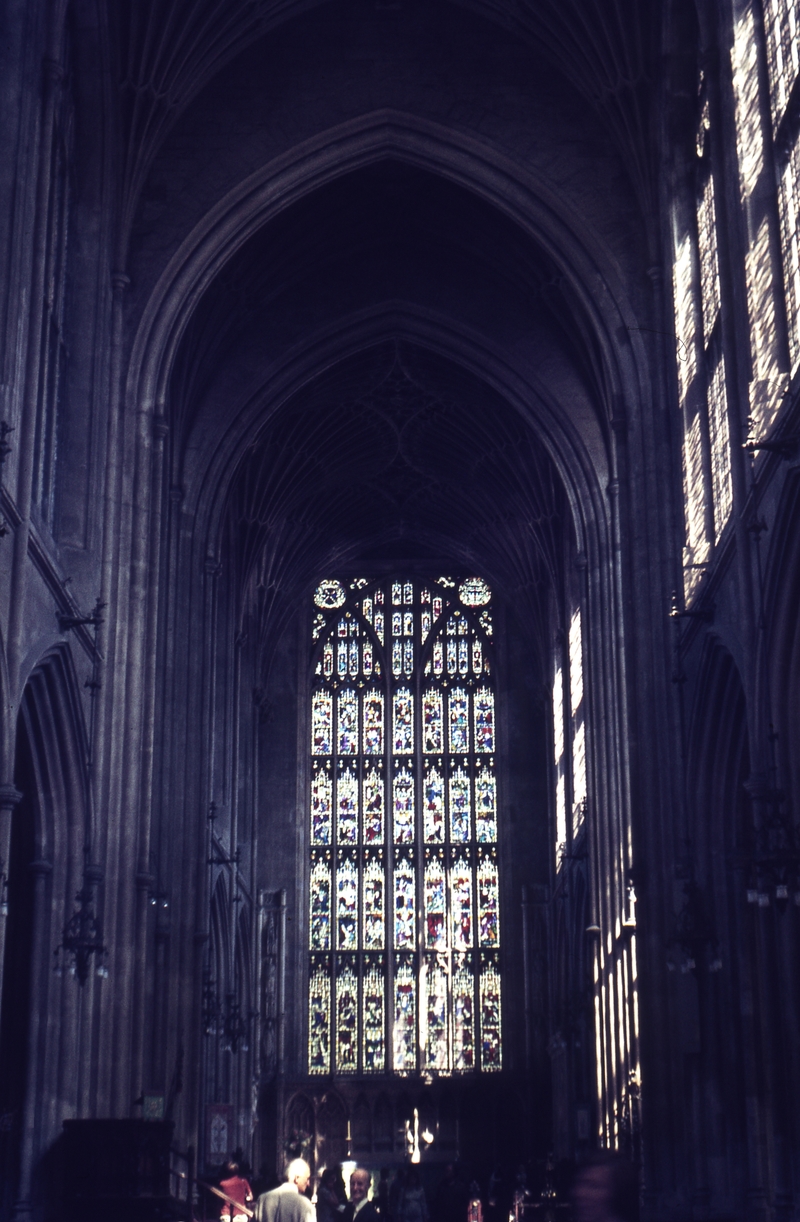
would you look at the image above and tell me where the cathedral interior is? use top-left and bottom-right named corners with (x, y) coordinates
top-left (2, 1), bottom-right (800, 1219)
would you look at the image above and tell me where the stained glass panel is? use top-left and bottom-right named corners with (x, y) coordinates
top-left (449, 767), bottom-right (471, 842)
top-left (451, 858), bottom-right (473, 950)
top-left (363, 958), bottom-right (386, 1072)
top-left (423, 689), bottom-right (443, 753)
top-left (363, 768), bottom-right (384, 844)
top-left (311, 765), bottom-right (332, 845)
top-left (338, 689), bottom-right (358, 754)
top-left (363, 855), bottom-right (385, 949)
top-left (453, 961), bottom-right (475, 1071)
top-left (309, 961), bottom-right (331, 1073)
top-left (424, 854), bottom-right (447, 949)
top-left (337, 766), bottom-right (358, 844)
top-left (309, 576), bottom-right (500, 1077)
top-left (393, 959), bottom-right (416, 1072)
top-left (474, 688), bottom-right (494, 752)
top-left (449, 688), bottom-right (469, 753)
top-left (394, 858), bottom-right (415, 948)
top-left (393, 688), bottom-right (414, 753)
top-left (478, 854), bottom-right (500, 948)
top-left (393, 767), bottom-right (415, 843)
top-left (363, 690), bottom-right (384, 755)
top-left (336, 961), bottom-right (359, 1073)
top-left (424, 959), bottom-right (449, 1071)
top-left (312, 691), bottom-right (333, 755)
top-left (474, 767), bottom-right (496, 843)
top-left (424, 767), bottom-right (445, 842)
top-left (480, 958), bottom-right (502, 1070)
top-left (459, 577), bottom-right (491, 606)
top-left (310, 857), bottom-right (331, 950)
top-left (315, 579), bottom-right (346, 609)
top-left (337, 857), bottom-right (358, 950)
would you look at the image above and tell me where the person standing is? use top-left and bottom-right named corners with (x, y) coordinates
top-left (396, 1168), bottom-right (427, 1222)
top-left (220, 1162), bottom-right (254, 1222)
top-left (346, 1168), bottom-right (380, 1222)
top-left (255, 1159), bottom-right (315, 1222)
top-left (317, 1168), bottom-right (347, 1222)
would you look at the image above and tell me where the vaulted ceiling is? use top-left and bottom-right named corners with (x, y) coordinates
top-left (105, 0), bottom-right (664, 671)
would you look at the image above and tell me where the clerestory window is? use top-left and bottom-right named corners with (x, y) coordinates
top-left (306, 576), bottom-right (501, 1076)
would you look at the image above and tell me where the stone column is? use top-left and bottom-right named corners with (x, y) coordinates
top-left (0, 782), bottom-right (23, 1013)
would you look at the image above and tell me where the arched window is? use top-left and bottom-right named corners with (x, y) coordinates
top-left (307, 576), bottom-right (501, 1076)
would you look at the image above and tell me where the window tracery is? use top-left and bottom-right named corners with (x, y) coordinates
top-left (307, 576), bottom-right (501, 1075)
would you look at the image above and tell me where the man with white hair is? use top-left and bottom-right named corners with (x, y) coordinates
top-left (255, 1159), bottom-right (315, 1222)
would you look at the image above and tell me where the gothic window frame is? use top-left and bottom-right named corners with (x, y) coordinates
top-left (305, 575), bottom-right (502, 1078)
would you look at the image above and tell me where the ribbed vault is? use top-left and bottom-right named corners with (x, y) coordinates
top-left (221, 343), bottom-right (566, 682)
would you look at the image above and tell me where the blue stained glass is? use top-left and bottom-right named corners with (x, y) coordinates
top-left (474, 688), bottom-right (495, 752)
top-left (393, 768), bottom-right (415, 843)
top-left (450, 859), bottom-right (473, 949)
top-left (452, 962), bottom-right (475, 1071)
top-left (423, 689), bottom-right (443, 753)
top-left (449, 767), bottom-right (471, 842)
top-left (309, 963), bottom-right (331, 1073)
top-left (337, 767), bottom-right (358, 843)
top-left (337, 859), bottom-right (358, 950)
top-left (424, 767), bottom-right (445, 842)
top-left (449, 689), bottom-right (469, 752)
top-left (472, 638), bottom-right (483, 675)
top-left (394, 860), bottom-right (415, 948)
top-left (363, 959), bottom-right (386, 1071)
top-left (478, 855), bottom-right (500, 947)
top-left (311, 766), bottom-right (332, 844)
top-left (338, 689), bottom-right (358, 754)
top-left (362, 769), bottom-right (384, 844)
top-left (363, 690), bottom-right (384, 755)
top-left (363, 856), bottom-right (385, 948)
top-left (309, 575), bottom-right (501, 1080)
top-left (480, 960), bottom-right (502, 1070)
top-left (312, 691), bottom-right (332, 755)
top-left (336, 963), bottom-right (358, 1073)
top-left (310, 858), bottom-right (331, 950)
top-left (393, 960), bottom-right (416, 1072)
top-left (424, 857), bottom-right (447, 948)
top-left (475, 767), bottom-right (497, 842)
top-left (425, 960), bottom-right (449, 1070)
top-left (393, 688), bottom-right (414, 753)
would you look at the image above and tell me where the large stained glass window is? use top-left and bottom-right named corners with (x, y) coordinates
top-left (307, 576), bottom-right (501, 1075)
